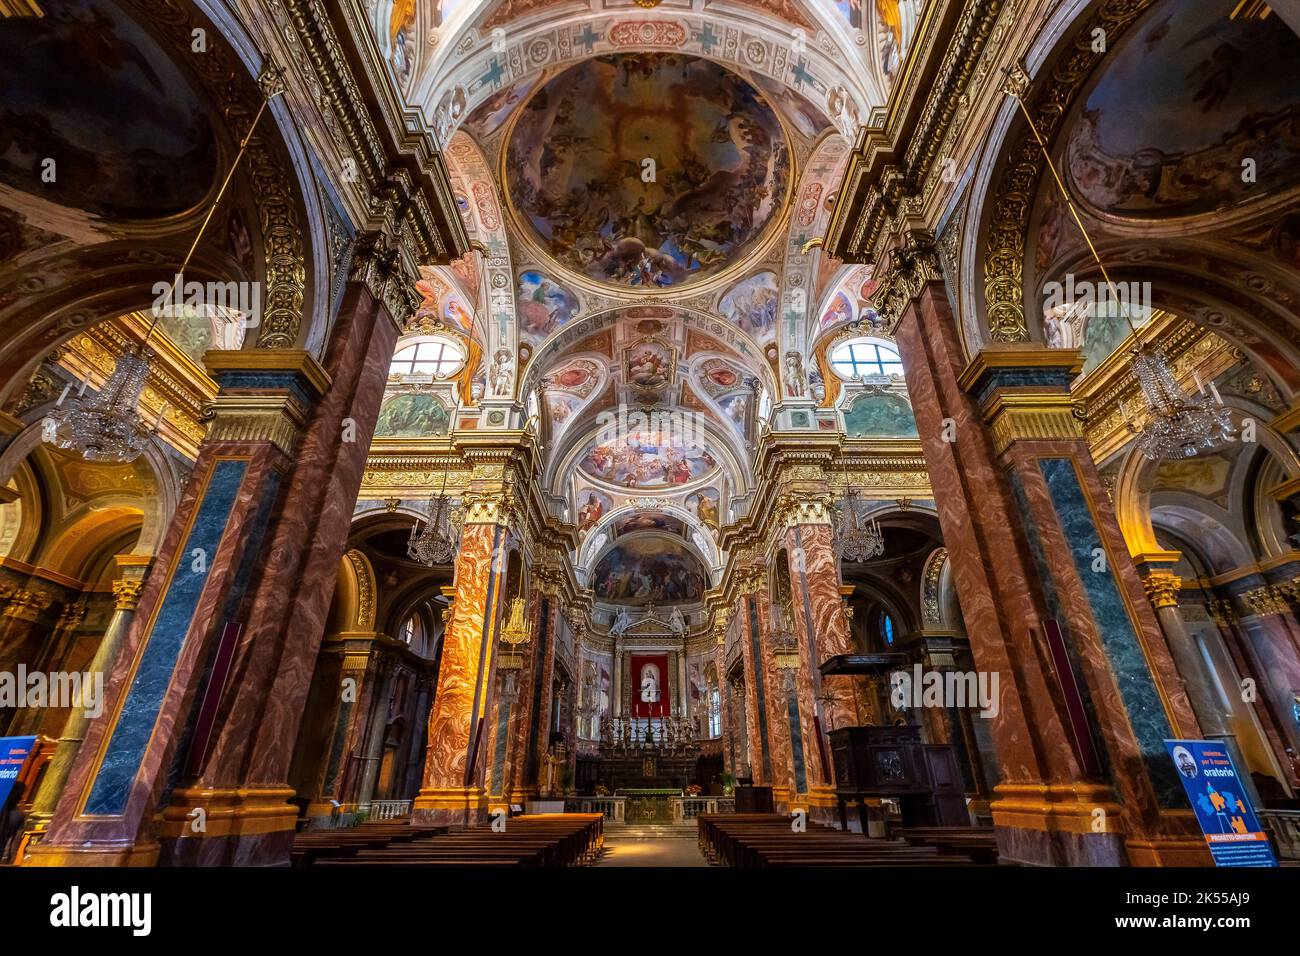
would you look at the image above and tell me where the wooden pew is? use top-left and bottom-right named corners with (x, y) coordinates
top-left (697, 814), bottom-right (990, 868)
top-left (295, 814), bottom-right (603, 868)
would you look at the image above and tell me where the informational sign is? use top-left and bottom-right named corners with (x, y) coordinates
top-left (0, 736), bottom-right (38, 808)
top-left (1164, 738), bottom-right (1277, 867)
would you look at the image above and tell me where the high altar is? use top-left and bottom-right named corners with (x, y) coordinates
top-left (593, 608), bottom-right (704, 792)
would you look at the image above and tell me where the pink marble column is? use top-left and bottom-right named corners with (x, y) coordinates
top-left (733, 590), bottom-right (770, 786)
top-left (785, 523), bottom-right (862, 781)
top-left (894, 280), bottom-right (1204, 866)
top-left (156, 279), bottom-right (400, 865)
top-left (413, 519), bottom-right (509, 825)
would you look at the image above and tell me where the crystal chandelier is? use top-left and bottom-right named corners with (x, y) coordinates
top-left (1000, 64), bottom-right (1234, 464)
top-left (42, 69), bottom-right (285, 464)
top-left (42, 345), bottom-right (159, 463)
top-left (835, 489), bottom-right (885, 562)
top-left (1127, 343), bottom-right (1235, 461)
top-left (407, 494), bottom-right (461, 565)
top-left (407, 464), bottom-right (461, 566)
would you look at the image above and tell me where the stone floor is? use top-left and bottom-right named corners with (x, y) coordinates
top-left (594, 822), bottom-right (709, 867)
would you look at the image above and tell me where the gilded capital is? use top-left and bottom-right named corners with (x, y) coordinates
top-left (1241, 584), bottom-right (1288, 618)
top-left (869, 230), bottom-right (944, 332)
top-left (1, 587), bottom-right (53, 620)
top-left (1142, 572), bottom-right (1181, 609)
top-left (776, 492), bottom-right (835, 528)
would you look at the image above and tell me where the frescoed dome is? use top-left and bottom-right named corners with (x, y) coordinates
top-left (504, 53), bottom-right (791, 290)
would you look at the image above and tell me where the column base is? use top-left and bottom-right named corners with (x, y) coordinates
top-left (805, 786), bottom-right (841, 826)
top-left (990, 782), bottom-right (1127, 866)
top-left (23, 839), bottom-right (160, 867)
top-left (155, 786), bottom-right (299, 866)
top-left (411, 786), bottom-right (488, 827)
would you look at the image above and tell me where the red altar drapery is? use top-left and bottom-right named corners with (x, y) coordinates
top-left (629, 654), bottom-right (670, 718)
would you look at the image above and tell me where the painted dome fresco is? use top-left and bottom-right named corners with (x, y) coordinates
top-left (504, 53), bottom-right (791, 291)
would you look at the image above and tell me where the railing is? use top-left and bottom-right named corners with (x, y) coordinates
top-left (367, 800), bottom-right (412, 821)
top-left (672, 796), bottom-right (736, 820)
top-left (1261, 809), bottom-right (1300, 860)
top-left (564, 797), bottom-right (626, 823)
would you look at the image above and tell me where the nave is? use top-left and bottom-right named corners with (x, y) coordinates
top-left (1, 0), bottom-right (1299, 893)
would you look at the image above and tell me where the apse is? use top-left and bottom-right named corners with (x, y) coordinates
top-left (590, 534), bottom-right (709, 606)
top-left (503, 52), bottom-right (791, 290)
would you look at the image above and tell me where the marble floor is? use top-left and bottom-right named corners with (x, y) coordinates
top-left (595, 824), bottom-right (709, 867)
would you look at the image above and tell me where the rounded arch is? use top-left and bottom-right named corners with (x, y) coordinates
top-left (411, 5), bottom-right (881, 148)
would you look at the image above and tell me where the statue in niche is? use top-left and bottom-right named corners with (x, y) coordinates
top-left (640, 662), bottom-right (661, 703)
top-left (610, 606), bottom-right (631, 637)
top-left (669, 606), bottom-right (686, 635)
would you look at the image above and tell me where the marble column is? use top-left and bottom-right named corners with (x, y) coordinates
top-left (159, 277), bottom-right (401, 865)
top-left (356, 658), bottom-right (397, 810)
top-left (500, 583), bottom-right (550, 803)
top-left (25, 558), bottom-right (150, 836)
top-left (890, 261), bottom-right (1206, 866)
top-left (1233, 583), bottom-right (1300, 756)
top-left (782, 515), bottom-right (863, 813)
top-left (1138, 565), bottom-right (1231, 740)
top-left (308, 640), bottom-right (374, 818)
top-left (413, 504), bottom-right (511, 826)
top-left (733, 578), bottom-right (773, 786)
top-left (757, 594), bottom-right (800, 806)
top-left (28, 270), bottom-right (400, 867)
top-left (528, 596), bottom-right (560, 791)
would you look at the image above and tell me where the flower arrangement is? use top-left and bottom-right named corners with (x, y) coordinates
top-left (684, 784), bottom-right (702, 796)
top-left (594, 784), bottom-right (611, 796)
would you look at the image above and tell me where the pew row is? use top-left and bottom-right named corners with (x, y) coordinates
top-left (293, 814), bottom-right (604, 867)
top-left (697, 814), bottom-right (995, 867)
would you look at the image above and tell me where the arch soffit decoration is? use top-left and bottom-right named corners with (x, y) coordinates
top-left (410, 1), bottom-right (883, 145)
top-left (0, 0), bottom-right (325, 413)
top-left (970, 0), bottom-right (1300, 377)
top-left (578, 499), bottom-right (721, 569)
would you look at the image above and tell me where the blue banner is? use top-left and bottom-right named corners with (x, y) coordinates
top-left (1164, 738), bottom-right (1277, 867)
top-left (0, 736), bottom-right (37, 808)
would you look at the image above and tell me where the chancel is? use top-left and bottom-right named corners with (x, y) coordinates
top-left (1, 0), bottom-right (1299, 881)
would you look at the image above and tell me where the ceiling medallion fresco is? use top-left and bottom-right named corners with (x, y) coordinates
top-left (577, 425), bottom-right (720, 491)
top-left (504, 53), bottom-right (791, 290)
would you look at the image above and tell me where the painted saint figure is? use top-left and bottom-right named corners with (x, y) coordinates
top-left (640, 663), bottom-right (660, 704)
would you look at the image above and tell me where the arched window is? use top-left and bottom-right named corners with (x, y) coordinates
top-left (830, 337), bottom-right (903, 381)
top-left (880, 612), bottom-right (896, 647)
top-left (389, 337), bottom-right (465, 379)
top-left (708, 684), bottom-right (722, 738)
top-left (400, 615), bottom-right (421, 647)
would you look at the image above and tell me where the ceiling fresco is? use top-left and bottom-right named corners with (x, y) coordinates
top-left (1066, 0), bottom-right (1300, 218)
top-left (591, 536), bottom-right (710, 606)
top-left (0, 0), bottom-right (217, 221)
top-left (504, 53), bottom-right (791, 290)
top-left (576, 425), bottom-right (719, 491)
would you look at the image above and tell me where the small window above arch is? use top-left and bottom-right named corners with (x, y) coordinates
top-left (830, 337), bottom-right (903, 382)
top-left (389, 336), bottom-right (465, 379)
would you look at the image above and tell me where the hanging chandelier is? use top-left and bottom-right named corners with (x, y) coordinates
top-left (1001, 65), bottom-right (1234, 462)
top-left (407, 494), bottom-right (461, 566)
top-left (43, 69), bottom-right (284, 464)
top-left (407, 462), bottom-right (461, 566)
top-left (43, 345), bottom-right (160, 463)
top-left (835, 488), bottom-right (885, 562)
top-left (1127, 343), bottom-right (1236, 460)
